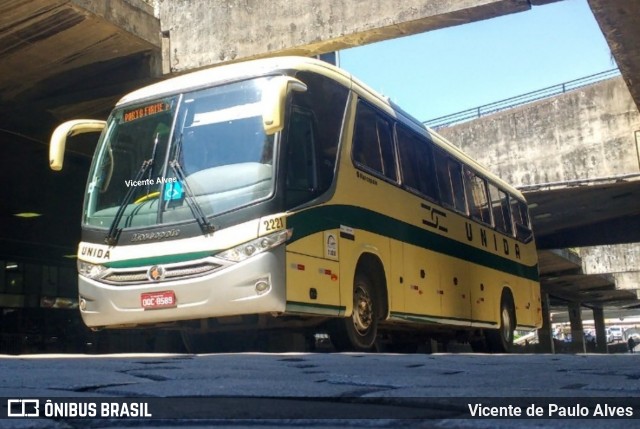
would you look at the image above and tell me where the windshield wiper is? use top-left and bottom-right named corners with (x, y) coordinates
top-left (104, 133), bottom-right (161, 245)
top-left (169, 159), bottom-right (216, 235)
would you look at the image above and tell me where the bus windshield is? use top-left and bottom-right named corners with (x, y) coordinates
top-left (83, 78), bottom-right (275, 231)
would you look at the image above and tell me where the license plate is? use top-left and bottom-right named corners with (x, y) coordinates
top-left (141, 291), bottom-right (176, 310)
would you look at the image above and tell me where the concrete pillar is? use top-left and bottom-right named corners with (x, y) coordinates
top-left (537, 292), bottom-right (555, 353)
top-left (568, 302), bottom-right (586, 353)
top-left (592, 307), bottom-right (608, 354)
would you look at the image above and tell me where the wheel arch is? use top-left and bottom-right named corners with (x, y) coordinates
top-left (500, 285), bottom-right (516, 328)
top-left (355, 252), bottom-right (389, 321)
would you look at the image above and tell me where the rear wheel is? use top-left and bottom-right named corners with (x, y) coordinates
top-left (486, 291), bottom-right (516, 353)
top-left (330, 273), bottom-right (378, 351)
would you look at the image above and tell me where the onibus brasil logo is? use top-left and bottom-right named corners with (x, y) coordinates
top-left (6, 399), bottom-right (152, 418)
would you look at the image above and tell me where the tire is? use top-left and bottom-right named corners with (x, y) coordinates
top-left (330, 273), bottom-right (379, 351)
top-left (486, 291), bottom-right (516, 353)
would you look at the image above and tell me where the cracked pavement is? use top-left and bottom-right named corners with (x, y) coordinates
top-left (1, 353), bottom-right (639, 428)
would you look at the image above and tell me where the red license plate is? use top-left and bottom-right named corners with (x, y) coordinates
top-left (141, 291), bottom-right (176, 310)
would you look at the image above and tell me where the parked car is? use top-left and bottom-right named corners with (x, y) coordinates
top-left (607, 326), bottom-right (623, 342)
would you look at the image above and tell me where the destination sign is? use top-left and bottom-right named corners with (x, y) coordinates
top-left (123, 102), bottom-right (169, 123)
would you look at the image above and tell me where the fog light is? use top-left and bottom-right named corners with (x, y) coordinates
top-left (255, 279), bottom-right (270, 295)
top-left (79, 298), bottom-right (87, 311)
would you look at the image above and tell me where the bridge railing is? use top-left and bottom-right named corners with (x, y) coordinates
top-left (423, 69), bottom-right (620, 129)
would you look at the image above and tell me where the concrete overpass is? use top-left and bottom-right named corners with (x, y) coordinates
top-left (588, 0), bottom-right (640, 113)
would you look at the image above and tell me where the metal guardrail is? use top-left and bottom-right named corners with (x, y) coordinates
top-left (423, 69), bottom-right (621, 129)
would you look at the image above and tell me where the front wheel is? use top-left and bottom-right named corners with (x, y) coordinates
top-left (486, 292), bottom-right (516, 353)
top-left (330, 273), bottom-right (378, 351)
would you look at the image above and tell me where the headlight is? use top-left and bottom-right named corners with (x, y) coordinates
top-left (217, 229), bottom-right (292, 262)
top-left (77, 260), bottom-right (106, 279)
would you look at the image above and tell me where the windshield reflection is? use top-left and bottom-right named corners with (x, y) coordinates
top-left (83, 78), bottom-right (275, 233)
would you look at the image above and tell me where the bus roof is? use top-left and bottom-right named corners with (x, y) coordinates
top-left (116, 56), bottom-right (352, 107)
top-left (117, 56), bottom-right (523, 200)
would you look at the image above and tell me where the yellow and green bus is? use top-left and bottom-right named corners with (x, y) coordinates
top-left (50, 56), bottom-right (541, 352)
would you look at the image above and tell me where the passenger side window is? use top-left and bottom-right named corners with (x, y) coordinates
top-left (284, 72), bottom-right (348, 209)
top-left (511, 197), bottom-right (533, 242)
top-left (434, 149), bottom-right (466, 213)
top-left (396, 125), bottom-right (438, 200)
top-left (285, 108), bottom-right (317, 208)
top-left (353, 101), bottom-right (397, 182)
top-left (464, 168), bottom-right (491, 225)
top-left (489, 184), bottom-right (513, 235)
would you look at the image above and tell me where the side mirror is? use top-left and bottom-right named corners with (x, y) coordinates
top-left (262, 76), bottom-right (307, 135)
top-left (50, 120), bottom-right (106, 171)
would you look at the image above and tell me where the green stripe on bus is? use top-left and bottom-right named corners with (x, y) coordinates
top-left (286, 301), bottom-right (345, 316)
top-left (288, 205), bottom-right (539, 282)
top-left (104, 251), bottom-right (214, 269)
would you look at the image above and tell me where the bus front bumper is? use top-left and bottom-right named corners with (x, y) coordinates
top-left (78, 247), bottom-right (286, 329)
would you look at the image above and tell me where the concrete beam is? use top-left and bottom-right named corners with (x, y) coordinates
top-left (613, 272), bottom-right (640, 291)
top-left (72, 0), bottom-right (160, 48)
top-left (581, 244), bottom-right (640, 275)
top-left (157, 0), bottom-right (532, 73)
top-left (580, 244), bottom-right (639, 294)
top-left (588, 0), bottom-right (640, 112)
top-left (534, 212), bottom-right (640, 249)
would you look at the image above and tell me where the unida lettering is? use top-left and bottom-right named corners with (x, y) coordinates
top-left (80, 246), bottom-right (111, 260)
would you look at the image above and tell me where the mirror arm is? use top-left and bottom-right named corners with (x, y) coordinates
top-left (50, 120), bottom-right (106, 171)
top-left (262, 76), bottom-right (307, 135)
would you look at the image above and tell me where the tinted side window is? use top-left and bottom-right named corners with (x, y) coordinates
top-left (489, 184), bottom-right (513, 235)
top-left (434, 150), bottom-right (453, 206)
top-left (353, 101), bottom-right (397, 181)
top-left (464, 168), bottom-right (491, 225)
top-left (285, 72), bottom-right (348, 209)
top-left (285, 108), bottom-right (318, 208)
top-left (397, 125), bottom-right (438, 200)
top-left (435, 149), bottom-right (466, 213)
top-left (511, 197), bottom-right (533, 242)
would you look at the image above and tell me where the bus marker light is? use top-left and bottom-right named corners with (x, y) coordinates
top-left (244, 245), bottom-right (256, 257)
top-left (255, 279), bottom-right (270, 295)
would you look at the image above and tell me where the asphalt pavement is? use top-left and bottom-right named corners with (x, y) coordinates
top-left (1, 352), bottom-right (639, 428)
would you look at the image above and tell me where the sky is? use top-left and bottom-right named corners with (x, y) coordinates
top-left (339, 0), bottom-right (616, 123)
